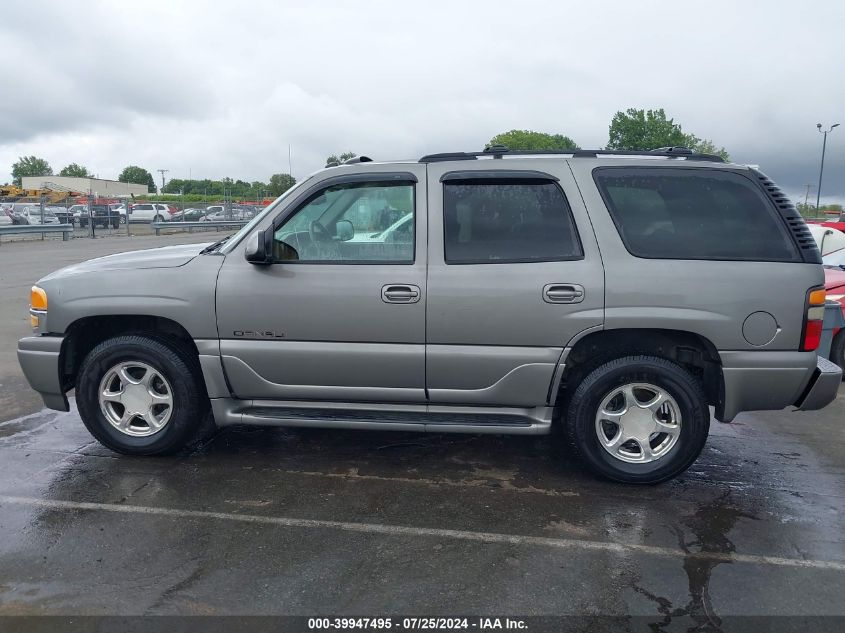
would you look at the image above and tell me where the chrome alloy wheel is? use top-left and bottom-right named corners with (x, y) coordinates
top-left (594, 383), bottom-right (681, 464)
top-left (98, 361), bottom-right (174, 437)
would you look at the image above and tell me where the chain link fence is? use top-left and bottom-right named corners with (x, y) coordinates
top-left (2, 196), bottom-right (272, 242)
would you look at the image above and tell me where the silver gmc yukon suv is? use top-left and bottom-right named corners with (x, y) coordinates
top-left (17, 146), bottom-right (842, 483)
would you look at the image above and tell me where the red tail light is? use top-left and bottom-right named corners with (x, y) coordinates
top-left (802, 287), bottom-right (826, 351)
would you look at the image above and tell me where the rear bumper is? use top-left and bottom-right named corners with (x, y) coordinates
top-left (718, 350), bottom-right (839, 421)
top-left (17, 335), bottom-right (69, 412)
top-left (794, 356), bottom-right (842, 411)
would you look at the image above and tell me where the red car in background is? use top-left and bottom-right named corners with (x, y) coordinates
top-left (806, 215), bottom-right (845, 232)
top-left (822, 248), bottom-right (845, 369)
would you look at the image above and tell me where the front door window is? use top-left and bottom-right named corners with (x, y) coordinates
top-left (272, 182), bottom-right (415, 263)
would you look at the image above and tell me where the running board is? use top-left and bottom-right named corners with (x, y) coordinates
top-left (210, 399), bottom-right (553, 435)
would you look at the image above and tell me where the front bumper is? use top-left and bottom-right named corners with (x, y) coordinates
top-left (794, 356), bottom-right (842, 411)
top-left (17, 335), bottom-right (69, 412)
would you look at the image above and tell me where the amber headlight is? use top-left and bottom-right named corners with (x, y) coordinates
top-left (31, 286), bottom-right (48, 311)
top-left (30, 286), bottom-right (47, 331)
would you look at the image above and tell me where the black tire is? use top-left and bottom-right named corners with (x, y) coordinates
top-left (111, 219), bottom-right (120, 229)
top-left (564, 355), bottom-right (709, 484)
top-left (75, 334), bottom-right (210, 455)
top-left (153, 214), bottom-right (163, 223)
top-left (831, 331), bottom-right (845, 378)
top-left (120, 215), bottom-right (126, 225)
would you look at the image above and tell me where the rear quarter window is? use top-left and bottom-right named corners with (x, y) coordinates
top-left (593, 167), bottom-right (800, 262)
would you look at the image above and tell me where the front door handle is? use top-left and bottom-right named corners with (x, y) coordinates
top-left (382, 284), bottom-right (421, 304)
top-left (543, 283), bottom-right (585, 304)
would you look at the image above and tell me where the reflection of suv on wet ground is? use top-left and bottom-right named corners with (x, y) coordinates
top-left (17, 146), bottom-right (842, 483)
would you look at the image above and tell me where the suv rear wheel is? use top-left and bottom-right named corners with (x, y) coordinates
top-left (153, 214), bottom-right (164, 223)
top-left (564, 355), bottom-right (709, 484)
top-left (75, 334), bottom-right (211, 455)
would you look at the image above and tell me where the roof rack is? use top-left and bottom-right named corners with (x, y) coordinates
top-left (418, 146), bottom-right (724, 163)
top-left (343, 155), bottom-right (372, 165)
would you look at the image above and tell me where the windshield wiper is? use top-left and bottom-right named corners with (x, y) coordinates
top-left (200, 235), bottom-right (232, 254)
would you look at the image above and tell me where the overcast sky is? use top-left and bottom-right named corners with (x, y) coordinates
top-left (1, 0), bottom-right (843, 204)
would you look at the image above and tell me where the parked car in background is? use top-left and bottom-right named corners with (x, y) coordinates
top-left (348, 211), bottom-right (414, 243)
top-left (808, 224), bottom-right (845, 255)
top-left (109, 203), bottom-right (127, 224)
top-left (7, 203), bottom-right (36, 224)
top-left (78, 203), bottom-right (120, 229)
top-left (821, 254), bottom-right (845, 371)
top-left (17, 206), bottom-right (60, 225)
top-left (46, 206), bottom-right (73, 224)
top-left (807, 217), bottom-right (845, 231)
top-left (0, 205), bottom-right (12, 226)
top-left (170, 208), bottom-right (207, 222)
top-left (128, 203), bottom-right (170, 223)
top-left (202, 206), bottom-right (256, 222)
top-left (67, 205), bottom-right (88, 225)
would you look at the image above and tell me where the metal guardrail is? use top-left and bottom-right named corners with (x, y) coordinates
top-left (0, 223), bottom-right (74, 243)
top-left (151, 220), bottom-right (248, 236)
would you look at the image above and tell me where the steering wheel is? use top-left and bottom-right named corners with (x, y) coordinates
top-left (309, 220), bottom-right (331, 243)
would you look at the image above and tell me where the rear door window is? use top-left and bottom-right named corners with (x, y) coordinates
top-left (593, 168), bottom-right (799, 262)
top-left (442, 179), bottom-right (582, 264)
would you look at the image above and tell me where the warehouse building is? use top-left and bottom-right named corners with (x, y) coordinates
top-left (20, 176), bottom-right (148, 197)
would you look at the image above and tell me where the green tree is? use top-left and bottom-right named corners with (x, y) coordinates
top-left (488, 130), bottom-right (579, 150)
top-left (606, 108), bottom-right (729, 160)
top-left (59, 163), bottom-right (91, 178)
top-left (11, 155), bottom-right (53, 186)
top-left (325, 152), bottom-right (357, 166)
top-left (118, 165), bottom-right (157, 193)
top-left (686, 137), bottom-right (730, 161)
top-left (268, 173), bottom-right (296, 196)
top-left (161, 178), bottom-right (185, 194)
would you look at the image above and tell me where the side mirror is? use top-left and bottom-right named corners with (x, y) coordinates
top-left (335, 219), bottom-right (354, 241)
top-left (244, 230), bottom-right (271, 264)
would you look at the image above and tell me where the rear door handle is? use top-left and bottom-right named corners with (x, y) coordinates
top-left (543, 283), bottom-right (585, 304)
top-left (382, 284), bottom-right (421, 304)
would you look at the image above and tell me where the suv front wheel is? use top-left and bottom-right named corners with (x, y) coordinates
top-left (564, 356), bottom-right (709, 484)
top-left (75, 334), bottom-right (211, 455)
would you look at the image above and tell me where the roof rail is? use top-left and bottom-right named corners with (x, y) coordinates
top-left (419, 146), bottom-right (725, 163)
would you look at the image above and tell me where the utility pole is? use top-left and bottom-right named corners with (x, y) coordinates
top-left (803, 183), bottom-right (815, 215)
top-left (816, 123), bottom-right (840, 211)
top-left (157, 169), bottom-right (169, 194)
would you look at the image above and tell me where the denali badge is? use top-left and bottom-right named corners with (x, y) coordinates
top-left (233, 330), bottom-right (285, 338)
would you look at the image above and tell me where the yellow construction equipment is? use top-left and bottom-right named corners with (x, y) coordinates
top-left (0, 183), bottom-right (84, 204)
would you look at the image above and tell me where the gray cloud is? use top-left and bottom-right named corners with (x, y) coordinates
top-left (1, 0), bottom-right (842, 203)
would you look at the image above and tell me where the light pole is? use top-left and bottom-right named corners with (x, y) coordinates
top-left (816, 123), bottom-right (839, 211)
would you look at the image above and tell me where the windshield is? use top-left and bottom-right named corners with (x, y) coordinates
top-left (822, 247), bottom-right (845, 267)
top-left (219, 177), bottom-right (312, 254)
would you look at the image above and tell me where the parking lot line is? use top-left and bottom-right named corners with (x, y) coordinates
top-left (2, 494), bottom-right (843, 573)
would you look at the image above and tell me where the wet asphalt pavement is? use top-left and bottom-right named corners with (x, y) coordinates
top-left (0, 237), bottom-right (843, 625)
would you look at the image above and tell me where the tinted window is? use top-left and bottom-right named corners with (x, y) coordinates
top-left (443, 180), bottom-right (581, 264)
top-left (273, 181), bottom-right (414, 263)
top-left (594, 168), bottom-right (799, 261)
